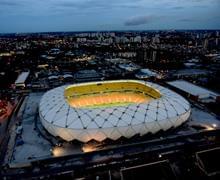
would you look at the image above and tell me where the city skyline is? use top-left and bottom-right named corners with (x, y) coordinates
top-left (0, 0), bottom-right (220, 33)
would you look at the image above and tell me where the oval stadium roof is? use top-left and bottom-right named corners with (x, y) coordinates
top-left (39, 80), bottom-right (191, 142)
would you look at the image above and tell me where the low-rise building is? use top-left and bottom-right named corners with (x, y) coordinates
top-left (14, 71), bottom-right (30, 88)
top-left (167, 80), bottom-right (220, 103)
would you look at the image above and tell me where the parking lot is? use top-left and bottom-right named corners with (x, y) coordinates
top-left (11, 93), bottom-right (52, 163)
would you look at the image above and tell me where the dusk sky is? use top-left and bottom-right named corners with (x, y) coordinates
top-left (0, 0), bottom-right (219, 33)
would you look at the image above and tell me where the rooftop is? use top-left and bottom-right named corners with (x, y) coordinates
top-left (15, 71), bottom-right (30, 85)
top-left (167, 80), bottom-right (219, 98)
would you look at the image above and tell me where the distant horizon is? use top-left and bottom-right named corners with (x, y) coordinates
top-left (0, 28), bottom-right (220, 35)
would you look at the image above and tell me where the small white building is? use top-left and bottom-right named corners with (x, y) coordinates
top-left (48, 75), bottom-right (59, 82)
top-left (15, 71), bottom-right (30, 88)
top-left (135, 69), bottom-right (158, 79)
top-left (167, 80), bottom-right (220, 103)
top-left (118, 63), bottom-right (140, 72)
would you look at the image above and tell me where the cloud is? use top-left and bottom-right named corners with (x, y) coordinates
top-left (179, 18), bottom-right (195, 22)
top-left (124, 15), bottom-right (158, 26)
top-left (0, 0), bottom-right (220, 33)
top-left (172, 6), bottom-right (184, 9)
top-left (56, 0), bottom-right (142, 10)
top-left (0, 0), bottom-right (23, 6)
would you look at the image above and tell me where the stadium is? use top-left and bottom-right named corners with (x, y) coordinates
top-left (39, 80), bottom-right (191, 142)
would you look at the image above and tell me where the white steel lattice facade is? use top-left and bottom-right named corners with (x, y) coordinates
top-left (39, 80), bottom-right (191, 142)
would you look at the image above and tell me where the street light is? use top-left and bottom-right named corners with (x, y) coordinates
top-left (212, 123), bottom-right (217, 128)
top-left (52, 146), bottom-right (65, 157)
top-left (82, 144), bottom-right (97, 153)
top-left (158, 154), bottom-right (162, 158)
